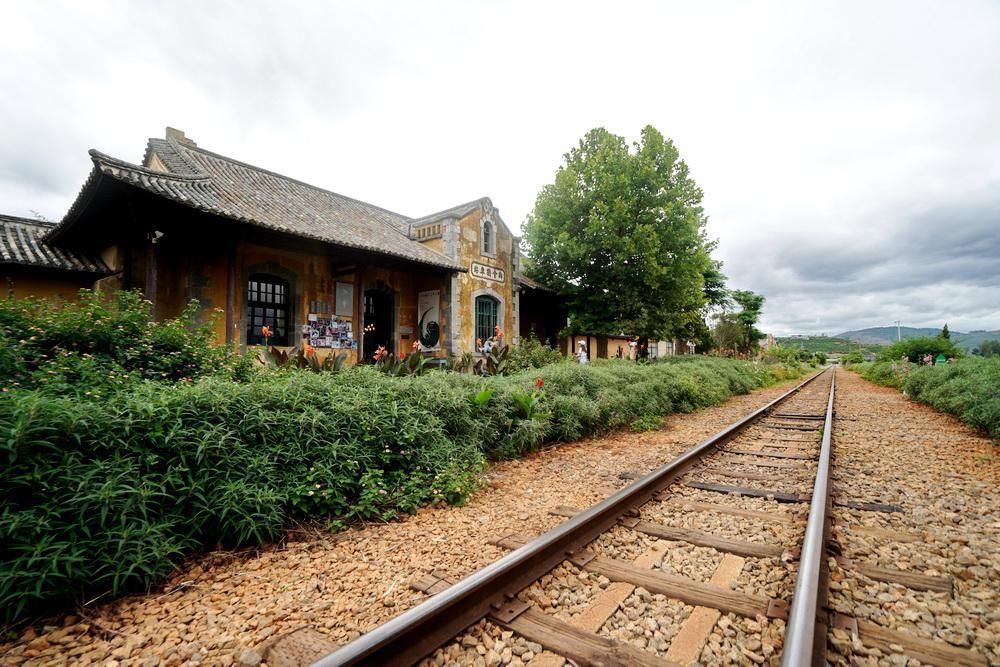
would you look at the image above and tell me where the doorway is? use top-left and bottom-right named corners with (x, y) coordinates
top-left (363, 287), bottom-right (395, 362)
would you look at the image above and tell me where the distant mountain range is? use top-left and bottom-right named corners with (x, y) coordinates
top-left (835, 326), bottom-right (1000, 350)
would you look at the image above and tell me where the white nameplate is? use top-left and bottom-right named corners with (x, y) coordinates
top-left (471, 261), bottom-right (505, 283)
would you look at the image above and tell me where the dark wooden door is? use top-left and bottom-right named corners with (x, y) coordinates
top-left (363, 288), bottom-right (394, 361)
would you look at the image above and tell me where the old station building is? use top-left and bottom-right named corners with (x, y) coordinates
top-left (0, 128), bottom-right (562, 363)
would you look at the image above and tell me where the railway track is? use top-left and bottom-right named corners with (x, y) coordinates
top-left (288, 367), bottom-right (987, 666)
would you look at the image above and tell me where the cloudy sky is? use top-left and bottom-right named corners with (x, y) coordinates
top-left (2, 1), bottom-right (998, 335)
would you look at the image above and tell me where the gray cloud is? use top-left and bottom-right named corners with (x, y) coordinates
top-left (1, 0), bottom-right (998, 335)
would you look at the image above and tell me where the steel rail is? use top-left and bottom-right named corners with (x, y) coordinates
top-left (314, 368), bottom-right (830, 667)
top-left (781, 367), bottom-right (836, 667)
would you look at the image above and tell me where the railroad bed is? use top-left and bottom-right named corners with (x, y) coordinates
top-left (268, 367), bottom-right (992, 667)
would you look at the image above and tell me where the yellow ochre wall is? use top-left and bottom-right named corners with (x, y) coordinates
top-left (0, 268), bottom-right (98, 301)
top-left (450, 207), bottom-right (516, 356)
top-left (145, 238), bottom-right (451, 365)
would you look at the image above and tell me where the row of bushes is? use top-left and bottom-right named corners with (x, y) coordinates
top-left (0, 355), bottom-right (804, 624)
top-left (855, 357), bottom-right (1000, 441)
top-left (0, 292), bottom-right (810, 623)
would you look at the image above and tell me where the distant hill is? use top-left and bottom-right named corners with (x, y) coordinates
top-left (776, 336), bottom-right (879, 354)
top-left (835, 326), bottom-right (1000, 351)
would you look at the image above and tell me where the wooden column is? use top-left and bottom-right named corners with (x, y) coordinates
top-left (145, 234), bottom-right (158, 320)
top-left (225, 241), bottom-right (237, 346)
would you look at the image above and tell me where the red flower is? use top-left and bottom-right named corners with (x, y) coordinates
top-left (304, 343), bottom-right (316, 356)
top-left (261, 325), bottom-right (272, 338)
top-left (535, 377), bottom-right (544, 389)
top-left (373, 345), bottom-right (387, 362)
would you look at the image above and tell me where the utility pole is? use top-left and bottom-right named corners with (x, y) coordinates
top-left (894, 320), bottom-right (901, 342)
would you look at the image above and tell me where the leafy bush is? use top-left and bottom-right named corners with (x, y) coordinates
top-left (877, 336), bottom-right (963, 363)
top-left (0, 300), bottom-right (807, 625)
top-left (841, 350), bottom-right (865, 365)
top-left (902, 358), bottom-right (1000, 441)
top-left (976, 340), bottom-right (1000, 357)
top-left (0, 290), bottom-right (227, 395)
top-left (630, 415), bottom-right (662, 432)
top-left (856, 357), bottom-right (999, 441)
top-left (507, 334), bottom-right (564, 373)
top-left (858, 360), bottom-right (908, 388)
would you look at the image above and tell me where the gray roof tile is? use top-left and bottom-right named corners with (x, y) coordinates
top-left (0, 214), bottom-right (111, 274)
top-left (58, 138), bottom-right (464, 272)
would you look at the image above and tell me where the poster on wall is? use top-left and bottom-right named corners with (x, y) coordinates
top-left (335, 282), bottom-right (354, 316)
top-left (417, 290), bottom-right (440, 351)
top-left (304, 316), bottom-right (355, 349)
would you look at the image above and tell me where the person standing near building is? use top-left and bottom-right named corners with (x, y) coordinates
top-left (577, 340), bottom-right (588, 365)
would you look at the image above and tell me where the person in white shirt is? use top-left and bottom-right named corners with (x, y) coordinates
top-left (577, 341), bottom-right (588, 365)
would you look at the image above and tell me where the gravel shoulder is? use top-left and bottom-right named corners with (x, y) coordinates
top-left (826, 370), bottom-right (1000, 666)
top-left (0, 379), bottom-right (802, 666)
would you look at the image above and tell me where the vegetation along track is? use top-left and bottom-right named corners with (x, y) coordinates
top-left (271, 367), bottom-right (988, 666)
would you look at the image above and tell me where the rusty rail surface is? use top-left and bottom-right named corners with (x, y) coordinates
top-left (312, 368), bottom-right (830, 667)
top-left (781, 367), bottom-right (836, 666)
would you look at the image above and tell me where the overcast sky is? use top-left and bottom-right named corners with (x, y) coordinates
top-left (2, 1), bottom-right (998, 335)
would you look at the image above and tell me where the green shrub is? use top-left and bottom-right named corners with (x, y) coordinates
top-left (877, 336), bottom-right (963, 363)
top-left (901, 358), bottom-right (1000, 441)
top-left (507, 333), bottom-right (564, 373)
top-left (858, 360), bottom-right (909, 388)
top-left (842, 350), bottom-right (865, 365)
top-left (0, 290), bottom-right (227, 394)
top-left (0, 315), bottom-right (806, 624)
top-left (630, 415), bottom-right (662, 432)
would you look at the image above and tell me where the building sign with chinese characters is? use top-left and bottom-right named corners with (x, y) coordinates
top-left (470, 261), bottom-right (505, 283)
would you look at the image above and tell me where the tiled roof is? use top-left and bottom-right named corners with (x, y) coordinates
top-left (57, 138), bottom-right (464, 271)
top-left (408, 198), bottom-right (489, 227)
top-left (515, 272), bottom-right (556, 293)
top-left (0, 214), bottom-right (111, 274)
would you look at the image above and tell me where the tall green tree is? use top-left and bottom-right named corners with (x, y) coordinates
top-left (731, 290), bottom-right (766, 354)
top-left (524, 126), bottom-right (713, 341)
top-left (940, 323), bottom-right (950, 340)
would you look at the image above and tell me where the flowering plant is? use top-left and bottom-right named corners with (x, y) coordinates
top-left (511, 377), bottom-right (547, 420)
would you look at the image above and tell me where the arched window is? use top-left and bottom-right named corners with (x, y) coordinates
top-left (475, 295), bottom-right (499, 350)
top-left (481, 219), bottom-right (495, 256)
top-left (246, 274), bottom-right (290, 345)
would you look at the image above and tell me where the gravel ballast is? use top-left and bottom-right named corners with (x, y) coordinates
top-left (825, 370), bottom-right (999, 666)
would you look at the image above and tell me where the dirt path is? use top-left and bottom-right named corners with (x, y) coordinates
top-left (1, 379), bottom-right (803, 666)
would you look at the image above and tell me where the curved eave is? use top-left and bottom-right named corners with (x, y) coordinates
top-left (0, 258), bottom-right (113, 276)
top-left (50, 152), bottom-right (465, 273)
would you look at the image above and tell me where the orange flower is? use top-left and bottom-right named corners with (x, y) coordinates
top-left (304, 343), bottom-right (316, 356)
top-left (535, 377), bottom-right (544, 389)
top-left (373, 345), bottom-right (387, 362)
top-left (495, 326), bottom-right (504, 340)
top-left (261, 325), bottom-right (272, 338)
top-left (400, 352), bottom-right (407, 361)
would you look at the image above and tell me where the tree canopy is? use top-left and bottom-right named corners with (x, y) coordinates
top-left (711, 289), bottom-right (766, 355)
top-left (524, 126), bottom-right (715, 341)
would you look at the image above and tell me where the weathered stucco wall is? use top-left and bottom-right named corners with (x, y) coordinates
top-left (0, 268), bottom-right (97, 301)
top-left (450, 207), bottom-right (516, 355)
